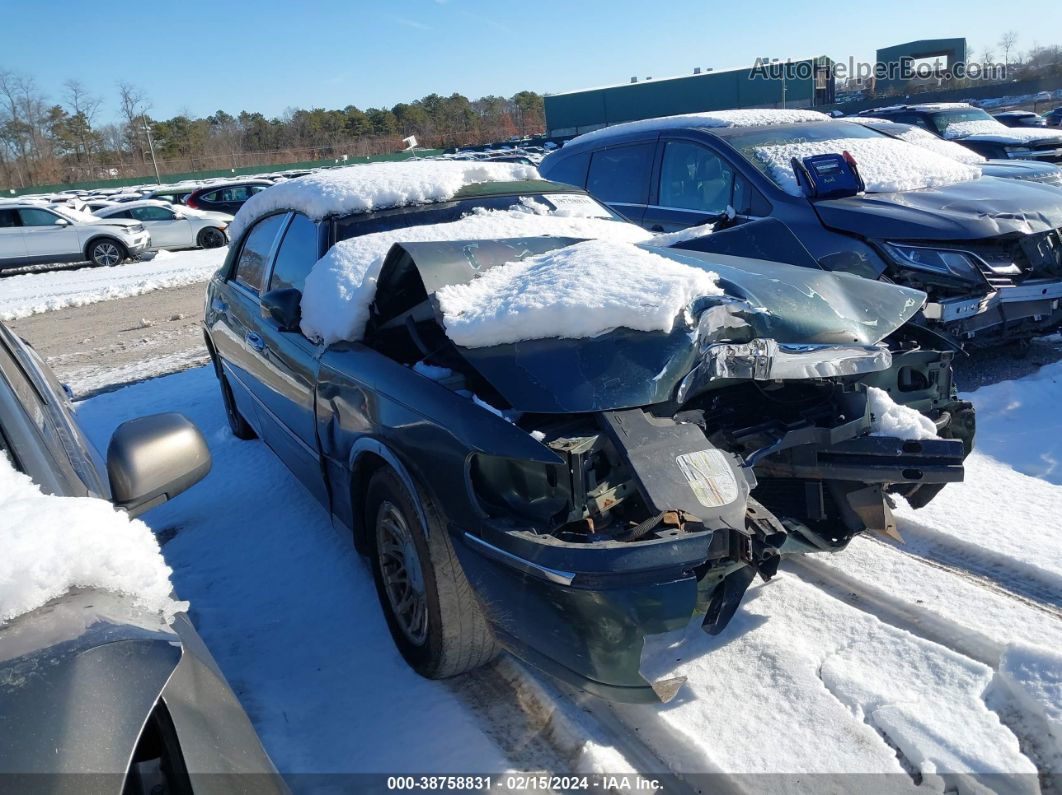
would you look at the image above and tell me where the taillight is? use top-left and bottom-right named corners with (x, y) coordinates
top-left (185, 194), bottom-right (199, 209)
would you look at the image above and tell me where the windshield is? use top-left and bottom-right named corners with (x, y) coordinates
top-left (722, 122), bottom-right (885, 191)
top-left (335, 191), bottom-right (622, 242)
top-left (927, 108), bottom-right (996, 135)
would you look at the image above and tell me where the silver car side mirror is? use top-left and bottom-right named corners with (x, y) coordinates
top-left (107, 413), bottom-right (212, 517)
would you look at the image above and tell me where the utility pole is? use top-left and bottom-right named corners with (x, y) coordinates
top-left (142, 118), bottom-right (161, 184)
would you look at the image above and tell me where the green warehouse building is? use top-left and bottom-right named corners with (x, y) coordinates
top-left (544, 57), bottom-right (835, 138)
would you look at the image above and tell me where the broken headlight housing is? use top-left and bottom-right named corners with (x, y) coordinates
top-left (883, 243), bottom-right (984, 283)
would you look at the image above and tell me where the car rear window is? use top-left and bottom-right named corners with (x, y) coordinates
top-left (233, 214), bottom-right (285, 294)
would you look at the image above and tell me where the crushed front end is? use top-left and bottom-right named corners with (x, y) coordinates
top-left (372, 239), bottom-right (975, 702)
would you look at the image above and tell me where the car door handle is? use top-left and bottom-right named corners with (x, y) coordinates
top-left (246, 332), bottom-right (265, 352)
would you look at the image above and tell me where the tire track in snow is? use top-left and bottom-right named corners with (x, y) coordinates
top-left (788, 555), bottom-right (1058, 786)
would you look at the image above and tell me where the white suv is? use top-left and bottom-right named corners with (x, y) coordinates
top-left (0, 203), bottom-right (151, 271)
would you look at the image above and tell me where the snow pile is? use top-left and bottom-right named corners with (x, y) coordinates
top-left (437, 239), bottom-right (722, 347)
top-left (0, 247), bottom-right (228, 321)
top-left (652, 221), bottom-right (718, 246)
top-left (571, 109), bottom-right (829, 146)
top-left (299, 205), bottom-right (651, 345)
top-left (752, 136), bottom-right (980, 196)
top-left (0, 454), bottom-right (183, 624)
top-left (228, 160), bottom-right (539, 242)
top-left (867, 387), bottom-right (938, 439)
top-left (943, 119), bottom-right (1062, 143)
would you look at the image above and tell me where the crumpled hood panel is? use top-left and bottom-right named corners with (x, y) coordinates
top-left (815, 176), bottom-right (1062, 240)
top-left (391, 239), bottom-right (926, 413)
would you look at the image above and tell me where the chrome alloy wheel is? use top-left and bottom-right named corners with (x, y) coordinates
top-left (376, 500), bottom-right (428, 645)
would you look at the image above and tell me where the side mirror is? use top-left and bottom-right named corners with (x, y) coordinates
top-left (172, 211), bottom-right (185, 220)
top-left (107, 413), bottom-right (212, 518)
top-left (55, 219), bottom-right (70, 226)
top-left (261, 287), bottom-right (302, 332)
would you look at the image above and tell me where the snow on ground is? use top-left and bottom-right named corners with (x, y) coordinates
top-left (437, 239), bottom-right (721, 347)
top-left (752, 137), bottom-right (981, 196)
top-left (0, 454), bottom-right (182, 624)
top-left (74, 367), bottom-right (515, 775)
top-left (300, 203), bottom-right (650, 345)
top-left (0, 247), bottom-right (226, 321)
top-left (228, 160), bottom-right (538, 242)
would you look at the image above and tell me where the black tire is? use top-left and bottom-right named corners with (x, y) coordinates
top-left (197, 227), bottom-right (227, 249)
top-left (217, 370), bottom-right (256, 440)
top-left (366, 468), bottom-right (497, 678)
top-left (87, 237), bottom-right (127, 267)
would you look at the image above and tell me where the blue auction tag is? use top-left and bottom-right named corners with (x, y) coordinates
top-left (791, 152), bottom-right (865, 199)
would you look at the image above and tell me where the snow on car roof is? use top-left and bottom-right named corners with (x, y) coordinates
top-left (0, 454), bottom-right (184, 624)
top-left (437, 238), bottom-right (721, 348)
top-left (300, 196), bottom-right (650, 346)
top-left (905, 103), bottom-right (977, 111)
top-left (568, 109), bottom-right (832, 146)
top-left (751, 136), bottom-right (981, 196)
top-left (94, 199), bottom-right (173, 215)
top-left (228, 160), bottom-right (538, 243)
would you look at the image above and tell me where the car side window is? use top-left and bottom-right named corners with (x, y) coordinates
top-left (131, 206), bottom-right (176, 221)
top-left (18, 208), bottom-right (63, 227)
top-left (586, 143), bottom-right (653, 205)
top-left (109, 210), bottom-right (135, 219)
top-left (233, 214), bottom-right (285, 295)
top-left (659, 141), bottom-right (734, 214)
top-left (268, 213), bottom-right (317, 293)
top-left (200, 190), bottom-right (219, 203)
top-left (0, 209), bottom-right (18, 227)
top-left (545, 152), bottom-right (591, 188)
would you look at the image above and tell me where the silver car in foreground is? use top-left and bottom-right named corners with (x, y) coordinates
top-left (0, 322), bottom-right (285, 793)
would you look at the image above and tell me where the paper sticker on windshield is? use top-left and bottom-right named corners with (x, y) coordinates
top-left (544, 194), bottom-right (612, 218)
top-left (676, 450), bottom-right (739, 508)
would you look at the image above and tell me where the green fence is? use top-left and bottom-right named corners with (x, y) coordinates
top-left (5, 149), bottom-right (445, 197)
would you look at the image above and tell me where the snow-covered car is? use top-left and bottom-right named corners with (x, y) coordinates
top-left (541, 109), bottom-right (1062, 347)
top-left (0, 203), bottom-right (151, 270)
top-left (0, 322), bottom-right (285, 791)
top-left (94, 200), bottom-right (230, 250)
top-left (862, 103), bottom-right (1062, 163)
top-left (203, 162), bottom-right (973, 702)
top-left (993, 110), bottom-right (1047, 128)
top-left (845, 117), bottom-right (1062, 188)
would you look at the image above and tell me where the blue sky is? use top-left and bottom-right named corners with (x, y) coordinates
top-left (3, 0), bottom-right (1059, 122)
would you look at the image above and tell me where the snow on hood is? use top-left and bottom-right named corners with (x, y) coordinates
top-left (436, 239), bottom-right (722, 348)
top-left (840, 118), bottom-right (986, 165)
top-left (229, 160), bottom-right (539, 242)
top-left (570, 109), bottom-right (831, 146)
top-left (752, 136), bottom-right (981, 197)
top-left (300, 202), bottom-right (651, 345)
top-left (943, 119), bottom-right (1062, 144)
top-left (0, 455), bottom-right (184, 624)
top-left (867, 387), bottom-right (938, 440)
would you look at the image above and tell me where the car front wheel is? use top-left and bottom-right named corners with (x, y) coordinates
top-left (88, 238), bottom-right (127, 267)
top-left (197, 227), bottom-right (227, 249)
top-left (366, 467), bottom-right (496, 679)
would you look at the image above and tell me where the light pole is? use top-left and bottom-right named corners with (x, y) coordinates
top-left (142, 118), bottom-right (161, 184)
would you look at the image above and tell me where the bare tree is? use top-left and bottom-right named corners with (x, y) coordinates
top-left (998, 31), bottom-right (1018, 73)
top-left (62, 79), bottom-right (102, 162)
top-left (117, 81), bottom-right (152, 163)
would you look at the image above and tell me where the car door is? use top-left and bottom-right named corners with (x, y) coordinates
top-left (246, 211), bottom-right (328, 504)
top-left (18, 208), bottom-right (79, 258)
top-left (584, 142), bottom-right (655, 225)
top-left (131, 205), bottom-right (189, 248)
top-left (641, 139), bottom-right (741, 232)
top-left (209, 213), bottom-right (287, 440)
top-left (0, 209), bottom-right (26, 265)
